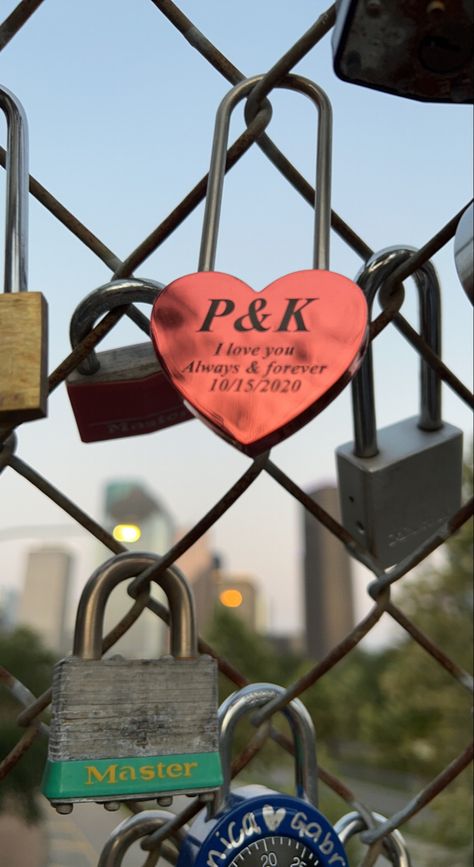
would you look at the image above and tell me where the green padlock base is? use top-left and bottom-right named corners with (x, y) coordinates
top-left (42, 751), bottom-right (223, 802)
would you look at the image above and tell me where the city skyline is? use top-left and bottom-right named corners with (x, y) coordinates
top-left (0, 0), bottom-right (471, 645)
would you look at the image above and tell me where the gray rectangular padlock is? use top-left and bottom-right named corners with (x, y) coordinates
top-left (336, 247), bottom-right (463, 567)
top-left (42, 552), bottom-right (223, 810)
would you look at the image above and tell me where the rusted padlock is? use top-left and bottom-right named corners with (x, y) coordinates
top-left (66, 277), bottom-right (192, 442)
top-left (42, 551), bottom-right (222, 811)
top-left (0, 86), bottom-right (47, 424)
top-left (332, 0), bottom-right (473, 103)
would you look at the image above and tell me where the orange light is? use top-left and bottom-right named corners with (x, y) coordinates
top-left (219, 589), bottom-right (243, 608)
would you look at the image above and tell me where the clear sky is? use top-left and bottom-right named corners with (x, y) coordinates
top-left (0, 0), bottom-right (472, 640)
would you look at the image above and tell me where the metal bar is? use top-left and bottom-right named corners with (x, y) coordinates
top-left (362, 741), bottom-right (474, 842)
top-left (0, 0), bottom-right (45, 51)
top-left (150, 0), bottom-right (373, 261)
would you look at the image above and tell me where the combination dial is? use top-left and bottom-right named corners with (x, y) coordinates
top-left (229, 835), bottom-right (321, 866)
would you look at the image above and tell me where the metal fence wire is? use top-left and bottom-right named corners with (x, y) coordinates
top-left (0, 1), bottom-right (473, 865)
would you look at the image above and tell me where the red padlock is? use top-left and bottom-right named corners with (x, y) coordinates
top-left (151, 75), bottom-right (368, 456)
top-left (66, 278), bottom-right (193, 442)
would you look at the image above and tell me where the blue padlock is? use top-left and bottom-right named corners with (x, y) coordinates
top-left (178, 683), bottom-right (349, 867)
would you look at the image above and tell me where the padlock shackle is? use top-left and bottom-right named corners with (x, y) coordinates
top-left (352, 246), bottom-right (442, 458)
top-left (69, 277), bottom-right (164, 375)
top-left (0, 86), bottom-right (28, 295)
top-left (73, 552), bottom-right (197, 660)
top-left (98, 809), bottom-right (188, 866)
top-left (334, 811), bottom-right (411, 866)
top-left (217, 682), bottom-right (318, 811)
top-left (199, 73), bottom-right (332, 272)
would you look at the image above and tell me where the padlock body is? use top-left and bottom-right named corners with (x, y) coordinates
top-left (0, 292), bottom-right (48, 422)
top-left (66, 342), bottom-right (193, 442)
top-left (332, 0), bottom-right (474, 104)
top-left (336, 417), bottom-right (463, 567)
top-left (178, 788), bottom-right (348, 866)
top-left (42, 655), bottom-right (222, 803)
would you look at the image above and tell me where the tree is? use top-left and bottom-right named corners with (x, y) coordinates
top-left (359, 461), bottom-right (473, 851)
top-left (0, 626), bottom-right (56, 822)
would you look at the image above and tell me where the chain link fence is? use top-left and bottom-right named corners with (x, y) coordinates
top-left (0, 1), bottom-right (473, 864)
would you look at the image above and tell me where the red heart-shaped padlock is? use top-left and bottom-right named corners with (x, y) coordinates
top-left (151, 270), bottom-right (368, 455)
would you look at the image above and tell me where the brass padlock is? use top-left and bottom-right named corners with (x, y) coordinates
top-left (336, 246), bottom-right (463, 567)
top-left (42, 551), bottom-right (222, 811)
top-left (0, 86), bottom-right (47, 424)
top-left (66, 277), bottom-right (192, 442)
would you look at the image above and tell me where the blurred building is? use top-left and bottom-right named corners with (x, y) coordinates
top-left (0, 587), bottom-right (19, 632)
top-left (17, 546), bottom-right (73, 654)
top-left (100, 480), bottom-right (175, 658)
top-left (302, 485), bottom-right (354, 659)
top-left (216, 574), bottom-right (258, 631)
top-left (176, 534), bottom-right (216, 634)
top-left (177, 539), bottom-right (260, 634)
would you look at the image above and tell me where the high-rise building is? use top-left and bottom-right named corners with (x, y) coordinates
top-left (302, 485), bottom-right (354, 659)
top-left (216, 574), bottom-right (259, 632)
top-left (175, 534), bottom-right (216, 634)
top-left (0, 586), bottom-right (19, 632)
top-left (99, 480), bottom-right (175, 658)
top-left (17, 547), bottom-right (73, 654)
top-left (177, 539), bottom-right (260, 634)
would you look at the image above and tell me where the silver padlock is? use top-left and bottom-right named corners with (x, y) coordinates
top-left (66, 278), bottom-right (192, 442)
top-left (177, 682), bottom-right (349, 867)
top-left (335, 811), bottom-right (411, 866)
top-left (336, 246), bottom-right (463, 567)
top-left (42, 551), bottom-right (222, 811)
top-left (98, 808), bottom-right (188, 866)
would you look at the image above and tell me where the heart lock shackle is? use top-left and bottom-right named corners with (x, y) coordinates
top-left (98, 809), bottom-right (189, 866)
top-left (151, 74), bottom-right (368, 456)
top-left (336, 246), bottom-right (463, 567)
top-left (0, 86), bottom-right (47, 425)
top-left (177, 683), bottom-right (349, 867)
top-left (66, 278), bottom-right (193, 442)
top-left (334, 812), bottom-right (411, 866)
top-left (42, 551), bottom-right (222, 812)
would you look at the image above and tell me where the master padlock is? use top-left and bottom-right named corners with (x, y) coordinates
top-left (335, 811), bottom-right (411, 866)
top-left (336, 246), bottom-right (463, 567)
top-left (66, 278), bottom-right (192, 442)
top-left (42, 551), bottom-right (222, 811)
top-left (0, 86), bottom-right (47, 424)
top-left (151, 74), bottom-right (368, 456)
top-left (332, 0), bottom-right (474, 104)
top-left (177, 683), bottom-right (349, 867)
